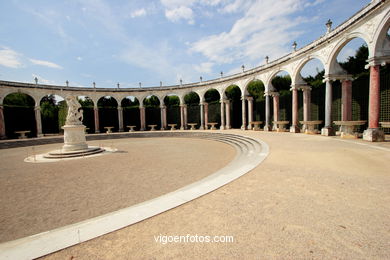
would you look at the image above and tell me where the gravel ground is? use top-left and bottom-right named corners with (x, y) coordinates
top-left (0, 137), bottom-right (235, 243)
top-left (40, 130), bottom-right (390, 260)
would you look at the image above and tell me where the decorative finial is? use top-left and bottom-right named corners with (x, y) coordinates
top-left (66, 80), bottom-right (69, 87)
top-left (93, 82), bottom-right (96, 88)
top-left (180, 78), bottom-right (182, 86)
top-left (220, 71), bottom-right (223, 78)
top-left (160, 81), bottom-right (162, 87)
top-left (292, 41), bottom-right (297, 51)
top-left (34, 77), bottom-right (38, 84)
top-left (241, 65), bottom-right (245, 72)
top-left (326, 19), bottom-right (332, 33)
top-left (265, 56), bottom-right (269, 64)
top-left (200, 76), bottom-right (203, 82)
top-left (139, 82), bottom-right (142, 88)
top-left (117, 82), bottom-right (120, 88)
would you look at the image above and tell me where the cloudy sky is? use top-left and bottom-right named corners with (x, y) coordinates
top-left (0, 0), bottom-right (370, 88)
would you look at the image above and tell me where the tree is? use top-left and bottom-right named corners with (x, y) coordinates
top-left (340, 44), bottom-right (369, 77)
top-left (247, 80), bottom-right (265, 102)
top-left (225, 85), bottom-right (241, 100)
top-left (184, 92), bottom-right (200, 104)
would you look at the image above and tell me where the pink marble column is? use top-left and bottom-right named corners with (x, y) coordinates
top-left (272, 93), bottom-right (280, 130)
top-left (34, 105), bottom-right (43, 137)
top-left (139, 106), bottom-right (146, 131)
top-left (225, 100), bottom-right (231, 129)
top-left (247, 96), bottom-right (254, 129)
top-left (290, 87), bottom-right (300, 133)
top-left (341, 79), bottom-right (352, 121)
top-left (0, 105), bottom-right (6, 139)
top-left (363, 64), bottom-right (384, 141)
top-left (204, 102), bottom-right (209, 129)
top-left (199, 103), bottom-right (205, 130)
top-left (94, 105), bottom-right (100, 133)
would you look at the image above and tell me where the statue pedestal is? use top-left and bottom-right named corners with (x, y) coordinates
top-left (62, 125), bottom-right (88, 152)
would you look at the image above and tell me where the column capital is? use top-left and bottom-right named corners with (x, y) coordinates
top-left (246, 96), bottom-right (254, 101)
top-left (299, 85), bottom-right (312, 92)
top-left (160, 105), bottom-right (166, 109)
top-left (180, 104), bottom-right (187, 108)
top-left (365, 56), bottom-right (390, 69)
top-left (34, 105), bottom-right (41, 111)
top-left (117, 106), bottom-right (123, 110)
top-left (270, 91), bottom-right (279, 97)
top-left (263, 92), bottom-right (272, 97)
top-left (323, 74), bottom-right (353, 82)
top-left (241, 95), bottom-right (247, 100)
top-left (289, 85), bottom-right (299, 91)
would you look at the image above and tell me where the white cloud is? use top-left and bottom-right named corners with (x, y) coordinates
top-left (194, 62), bottom-right (214, 74)
top-left (0, 46), bottom-right (23, 68)
top-left (29, 58), bottom-right (63, 69)
top-left (130, 8), bottom-right (147, 18)
top-left (191, 0), bottom-right (307, 65)
top-left (165, 6), bottom-right (195, 24)
top-left (77, 56), bottom-right (83, 61)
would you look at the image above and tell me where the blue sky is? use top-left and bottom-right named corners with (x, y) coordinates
top-left (0, 0), bottom-right (371, 88)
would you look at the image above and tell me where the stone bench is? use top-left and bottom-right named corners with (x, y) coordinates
top-left (208, 122), bottom-right (218, 130)
top-left (380, 122), bottom-right (390, 128)
top-left (14, 130), bottom-right (30, 139)
top-left (148, 125), bottom-right (157, 131)
top-left (273, 121), bottom-right (289, 132)
top-left (334, 120), bottom-right (366, 139)
top-left (168, 124), bottom-right (177, 130)
top-left (249, 121), bottom-right (263, 131)
top-left (188, 123), bottom-right (197, 130)
top-left (300, 120), bottom-right (323, 134)
top-left (104, 126), bottom-right (114, 133)
top-left (127, 125), bottom-right (136, 132)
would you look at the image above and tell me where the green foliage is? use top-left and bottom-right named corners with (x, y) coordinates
top-left (143, 95), bottom-right (160, 107)
top-left (98, 96), bottom-right (118, 108)
top-left (184, 92), bottom-right (200, 104)
top-left (225, 85), bottom-right (241, 100)
top-left (205, 89), bottom-right (220, 103)
top-left (78, 97), bottom-right (94, 108)
top-left (121, 97), bottom-right (139, 108)
top-left (247, 80), bottom-right (265, 102)
top-left (164, 95), bottom-right (180, 107)
top-left (340, 44), bottom-right (369, 77)
top-left (304, 69), bottom-right (325, 89)
top-left (272, 75), bottom-right (291, 95)
top-left (3, 93), bottom-right (35, 107)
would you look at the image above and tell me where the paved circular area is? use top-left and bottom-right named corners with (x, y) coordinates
top-left (0, 137), bottom-right (235, 243)
top-left (40, 130), bottom-right (390, 260)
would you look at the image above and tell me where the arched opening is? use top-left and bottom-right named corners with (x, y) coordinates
top-left (380, 28), bottom-right (390, 134)
top-left (204, 89), bottom-right (221, 127)
top-left (121, 96), bottom-right (140, 131)
top-left (78, 96), bottom-right (95, 133)
top-left (225, 85), bottom-right (242, 128)
top-left (299, 58), bottom-right (326, 128)
top-left (333, 37), bottom-right (370, 133)
top-left (271, 71), bottom-right (291, 122)
top-left (184, 92), bottom-right (201, 127)
top-left (143, 95), bottom-right (161, 129)
top-left (246, 80), bottom-right (265, 125)
top-left (164, 95), bottom-right (180, 126)
top-left (39, 95), bottom-right (64, 135)
top-left (3, 93), bottom-right (36, 138)
top-left (97, 96), bottom-right (119, 132)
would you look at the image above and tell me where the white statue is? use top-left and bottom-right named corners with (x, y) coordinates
top-left (65, 95), bottom-right (83, 125)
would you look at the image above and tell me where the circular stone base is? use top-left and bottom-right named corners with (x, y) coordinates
top-left (43, 146), bottom-right (105, 159)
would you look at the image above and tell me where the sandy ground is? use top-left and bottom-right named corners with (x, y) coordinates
top-left (37, 130), bottom-right (390, 260)
top-left (0, 137), bottom-right (235, 243)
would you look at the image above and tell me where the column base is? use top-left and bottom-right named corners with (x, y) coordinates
top-left (220, 126), bottom-right (226, 130)
top-left (264, 125), bottom-right (272, 131)
top-left (180, 127), bottom-right (185, 130)
top-left (226, 125), bottom-right (231, 129)
top-left (140, 128), bottom-right (145, 131)
top-left (37, 134), bottom-right (44, 138)
top-left (0, 135), bottom-right (7, 140)
top-left (199, 126), bottom-right (204, 130)
top-left (321, 127), bottom-right (335, 136)
top-left (241, 125), bottom-right (246, 130)
top-left (363, 128), bottom-right (385, 142)
top-left (290, 125), bottom-right (300, 133)
top-left (160, 128), bottom-right (165, 131)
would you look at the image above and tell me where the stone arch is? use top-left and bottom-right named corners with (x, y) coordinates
top-left (224, 84), bottom-right (242, 128)
top-left (327, 33), bottom-right (371, 75)
top-left (372, 10), bottom-right (390, 58)
top-left (266, 70), bottom-right (292, 91)
top-left (293, 56), bottom-right (326, 85)
top-left (77, 95), bottom-right (95, 133)
top-left (3, 92), bottom-right (37, 138)
top-left (39, 94), bottom-right (66, 135)
top-left (204, 88), bottom-right (222, 127)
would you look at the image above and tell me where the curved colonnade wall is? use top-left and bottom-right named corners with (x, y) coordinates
top-left (0, 0), bottom-right (389, 141)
